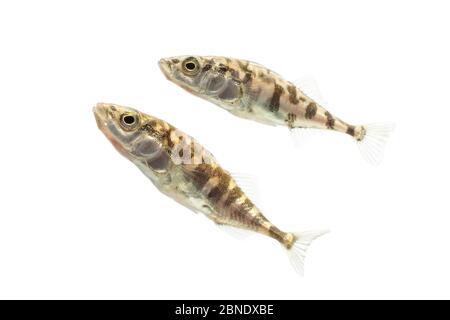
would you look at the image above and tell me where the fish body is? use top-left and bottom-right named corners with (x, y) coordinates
top-left (159, 56), bottom-right (393, 164)
top-left (93, 103), bottom-right (326, 274)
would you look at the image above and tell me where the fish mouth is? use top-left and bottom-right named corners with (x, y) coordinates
top-left (93, 103), bottom-right (110, 131)
top-left (93, 103), bottom-right (129, 157)
top-left (93, 103), bottom-right (116, 139)
top-left (158, 59), bottom-right (172, 79)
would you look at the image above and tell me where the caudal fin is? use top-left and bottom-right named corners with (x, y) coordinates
top-left (287, 230), bottom-right (329, 276)
top-left (357, 122), bottom-right (395, 165)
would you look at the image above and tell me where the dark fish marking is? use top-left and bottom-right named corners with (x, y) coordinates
top-left (207, 185), bottom-right (222, 201)
top-left (242, 72), bottom-right (252, 85)
top-left (269, 225), bottom-right (285, 243)
top-left (110, 105), bottom-right (117, 111)
top-left (305, 102), bottom-right (317, 119)
top-left (237, 60), bottom-right (251, 73)
top-left (223, 187), bottom-right (243, 207)
top-left (142, 122), bottom-right (167, 142)
top-left (242, 198), bottom-right (254, 211)
top-left (218, 64), bottom-right (229, 74)
top-left (285, 112), bottom-right (296, 128)
top-left (287, 85), bottom-right (299, 104)
top-left (202, 64), bottom-right (212, 72)
top-left (229, 68), bottom-right (239, 79)
top-left (187, 164), bottom-right (216, 190)
top-left (140, 123), bottom-right (153, 134)
top-left (171, 58), bottom-right (180, 64)
top-left (207, 170), bottom-right (231, 203)
top-left (268, 83), bottom-right (284, 113)
top-left (325, 111), bottom-right (335, 129)
top-left (204, 59), bottom-right (214, 66)
top-left (346, 125), bottom-right (355, 136)
top-left (178, 149), bottom-right (184, 157)
top-left (258, 72), bottom-right (272, 84)
top-left (190, 141), bottom-right (196, 162)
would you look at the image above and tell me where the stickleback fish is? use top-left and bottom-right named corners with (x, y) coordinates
top-left (93, 103), bottom-right (327, 275)
top-left (159, 56), bottom-right (393, 165)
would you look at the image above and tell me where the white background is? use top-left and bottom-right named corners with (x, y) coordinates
top-left (0, 0), bottom-right (449, 299)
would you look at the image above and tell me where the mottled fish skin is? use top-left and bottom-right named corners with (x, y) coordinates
top-left (159, 56), bottom-right (366, 140)
top-left (93, 103), bottom-right (295, 248)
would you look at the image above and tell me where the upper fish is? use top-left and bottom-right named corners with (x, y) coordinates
top-left (159, 55), bottom-right (393, 165)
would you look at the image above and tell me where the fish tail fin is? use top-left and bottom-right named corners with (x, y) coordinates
top-left (356, 122), bottom-right (395, 165)
top-left (286, 230), bottom-right (329, 276)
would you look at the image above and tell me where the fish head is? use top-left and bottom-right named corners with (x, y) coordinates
top-left (159, 56), bottom-right (242, 106)
top-left (93, 103), bottom-right (171, 172)
top-left (159, 55), bottom-right (208, 93)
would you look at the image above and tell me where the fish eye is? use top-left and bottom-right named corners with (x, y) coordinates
top-left (185, 62), bottom-right (196, 70)
top-left (182, 58), bottom-right (200, 75)
top-left (123, 115), bottom-right (135, 125)
top-left (120, 113), bottom-right (139, 130)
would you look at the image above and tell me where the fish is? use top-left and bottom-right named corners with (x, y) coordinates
top-left (93, 102), bottom-right (327, 275)
top-left (159, 55), bottom-right (394, 165)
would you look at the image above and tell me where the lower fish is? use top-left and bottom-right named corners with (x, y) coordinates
top-left (93, 103), bottom-right (327, 275)
top-left (159, 55), bottom-right (394, 165)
